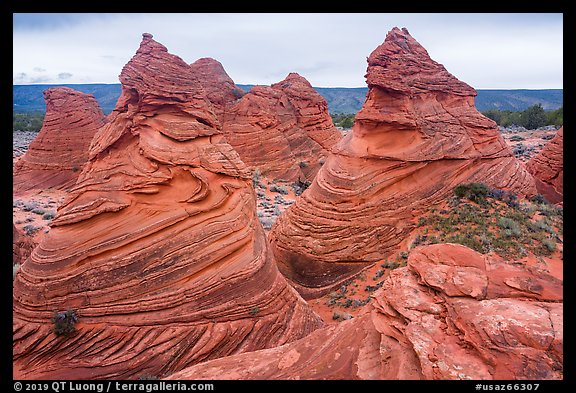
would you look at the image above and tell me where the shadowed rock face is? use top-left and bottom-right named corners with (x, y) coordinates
top-left (526, 126), bottom-right (563, 204)
top-left (166, 244), bottom-right (562, 380)
top-left (13, 33), bottom-right (323, 380)
top-left (269, 27), bottom-right (537, 299)
top-left (223, 72), bottom-right (342, 182)
top-left (13, 87), bottom-right (107, 194)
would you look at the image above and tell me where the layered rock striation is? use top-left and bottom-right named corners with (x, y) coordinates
top-left (13, 87), bottom-right (106, 194)
top-left (526, 126), bottom-right (563, 204)
top-left (13, 33), bottom-right (322, 380)
top-left (223, 73), bottom-right (342, 182)
top-left (189, 57), bottom-right (246, 122)
top-left (167, 244), bottom-right (562, 380)
top-left (270, 27), bottom-right (536, 298)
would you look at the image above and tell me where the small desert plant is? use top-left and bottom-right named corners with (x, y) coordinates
top-left (453, 182), bottom-right (490, 205)
top-left (373, 269), bottom-right (385, 280)
top-left (249, 306), bottom-right (259, 316)
top-left (497, 217), bottom-right (522, 238)
top-left (22, 202), bottom-right (38, 212)
top-left (269, 184), bottom-right (289, 195)
top-left (22, 224), bottom-right (39, 236)
top-left (298, 161), bottom-right (308, 168)
top-left (252, 168), bottom-right (262, 188)
top-left (293, 178), bottom-right (311, 196)
top-left (259, 216), bottom-right (274, 230)
top-left (52, 310), bottom-right (78, 337)
top-left (42, 211), bottom-right (56, 220)
top-left (509, 135), bottom-right (525, 141)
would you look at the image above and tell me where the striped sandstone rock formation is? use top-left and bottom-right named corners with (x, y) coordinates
top-left (167, 244), bottom-right (562, 380)
top-left (223, 72), bottom-right (342, 182)
top-left (526, 126), bottom-right (563, 204)
top-left (13, 87), bottom-right (106, 194)
top-left (13, 33), bottom-right (323, 380)
top-left (270, 27), bottom-right (537, 299)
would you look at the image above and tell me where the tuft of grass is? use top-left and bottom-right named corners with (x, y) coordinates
top-left (269, 184), bottom-right (289, 195)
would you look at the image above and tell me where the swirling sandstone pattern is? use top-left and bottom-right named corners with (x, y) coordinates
top-left (270, 27), bottom-right (536, 298)
top-left (526, 126), bottom-right (563, 204)
top-left (167, 244), bottom-right (562, 380)
top-left (13, 33), bottom-right (322, 380)
top-left (13, 87), bottom-right (106, 194)
top-left (223, 73), bottom-right (342, 181)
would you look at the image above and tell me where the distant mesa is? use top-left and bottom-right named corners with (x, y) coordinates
top-left (526, 126), bottom-right (563, 204)
top-left (166, 244), bottom-right (563, 380)
top-left (223, 72), bottom-right (342, 182)
top-left (13, 86), bottom-right (106, 194)
top-left (13, 33), bottom-right (323, 380)
top-left (270, 27), bottom-right (537, 299)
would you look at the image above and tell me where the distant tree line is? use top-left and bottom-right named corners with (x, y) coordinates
top-left (482, 104), bottom-right (563, 129)
top-left (13, 111), bottom-right (45, 132)
top-left (331, 113), bottom-right (355, 129)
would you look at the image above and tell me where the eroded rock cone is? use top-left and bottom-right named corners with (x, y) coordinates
top-left (13, 33), bottom-right (323, 380)
top-left (223, 72), bottom-right (342, 182)
top-left (189, 57), bottom-right (246, 122)
top-left (13, 87), bottom-right (107, 194)
top-left (166, 244), bottom-right (562, 380)
top-left (270, 27), bottom-right (536, 299)
top-left (526, 126), bottom-right (563, 204)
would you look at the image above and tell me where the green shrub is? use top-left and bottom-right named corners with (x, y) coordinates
top-left (497, 217), bottom-right (521, 238)
top-left (453, 183), bottom-right (490, 204)
top-left (52, 310), bottom-right (78, 337)
top-left (269, 184), bottom-right (289, 195)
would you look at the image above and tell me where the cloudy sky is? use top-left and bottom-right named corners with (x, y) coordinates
top-left (13, 13), bottom-right (563, 89)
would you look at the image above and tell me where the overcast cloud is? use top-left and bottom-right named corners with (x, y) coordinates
top-left (13, 13), bottom-right (563, 89)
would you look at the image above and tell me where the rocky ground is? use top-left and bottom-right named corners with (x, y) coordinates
top-left (499, 125), bottom-right (560, 163)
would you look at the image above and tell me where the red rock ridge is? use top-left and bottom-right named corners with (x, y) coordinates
top-left (166, 244), bottom-right (562, 380)
top-left (13, 87), bottom-right (106, 194)
top-left (270, 27), bottom-right (536, 299)
top-left (13, 33), bottom-right (323, 380)
top-left (222, 72), bottom-right (342, 182)
top-left (526, 126), bottom-right (563, 204)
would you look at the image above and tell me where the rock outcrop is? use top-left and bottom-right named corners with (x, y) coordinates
top-left (13, 87), bottom-right (106, 194)
top-left (189, 57), bottom-right (245, 122)
top-left (526, 126), bottom-right (563, 204)
top-left (223, 73), bottom-right (342, 182)
top-left (167, 244), bottom-right (562, 380)
top-left (270, 27), bottom-right (536, 298)
top-left (13, 33), bottom-right (323, 380)
top-left (13, 224), bottom-right (35, 266)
